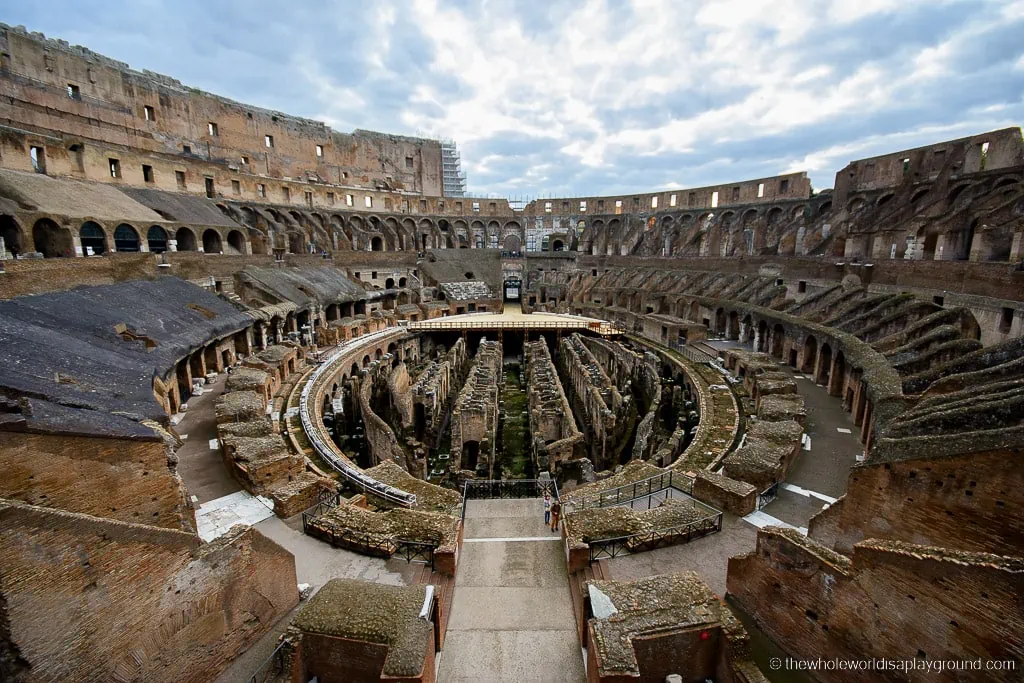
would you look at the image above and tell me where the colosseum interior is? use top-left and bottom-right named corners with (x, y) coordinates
top-left (0, 19), bottom-right (1022, 683)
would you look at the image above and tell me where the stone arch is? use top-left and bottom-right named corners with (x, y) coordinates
top-left (32, 218), bottom-right (73, 258)
top-left (146, 225), bottom-right (169, 253)
top-left (503, 233), bottom-right (521, 252)
top-left (202, 228), bottom-right (223, 253)
top-left (113, 224), bottom-right (141, 252)
top-left (1, 215), bottom-right (24, 257)
top-left (771, 323), bottom-right (785, 358)
top-left (80, 221), bottom-right (108, 255)
top-left (175, 227), bottom-right (197, 252)
top-left (371, 235), bottom-right (384, 251)
top-left (802, 335), bottom-right (818, 373)
top-left (816, 342), bottom-right (833, 386)
top-left (818, 201), bottom-right (832, 216)
top-left (227, 229), bottom-right (246, 254)
top-left (876, 193), bottom-right (895, 207)
top-left (847, 197), bottom-right (865, 213)
top-left (948, 183), bottom-right (972, 205)
top-left (829, 349), bottom-right (846, 398)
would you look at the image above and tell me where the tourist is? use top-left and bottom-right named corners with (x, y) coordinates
top-left (550, 498), bottom-right (561, 532)
top-left (543, 493), bottom-right (551, 525)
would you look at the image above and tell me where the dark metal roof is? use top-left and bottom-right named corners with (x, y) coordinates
top-left (0, 277), bottom-right (251, 430)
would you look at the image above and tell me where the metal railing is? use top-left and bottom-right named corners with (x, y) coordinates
top-left (247, 641), bottom-right (288, 683)
top-left (461, 478), bottom-right (560, 520)
top-left (562, 471), bottom-right (690, 514)
top-left (587, 511), bottom-right (724, 562)
top-left (298, 327), bottom-right (418, 507)
top-left (408, 318), bottom-right (626, 335)
top-left (757, 482), bottom-right (780, 510)
top-left (301, 500), bottom-right (437, 568)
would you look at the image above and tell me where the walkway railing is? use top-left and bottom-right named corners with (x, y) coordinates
top-left (409, 318), bottom-right (627, 335)
top-left (298, 327), bottom-right (418, 507)
top-left (300, 493), bottom-right (437, 568)
top-left (562, 471), bottom-right (691, 514)
top-left (587, 511), bottom-right (724, 562)
top-left (757, 482), bottom-right (780, 510)
top-left (246, 641), bottom-right (288, 683)
top-left (461, 479), bottom-right (560, 520)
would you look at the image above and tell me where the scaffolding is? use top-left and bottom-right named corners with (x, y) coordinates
top-left (440, 139), bottom-right (467, 197)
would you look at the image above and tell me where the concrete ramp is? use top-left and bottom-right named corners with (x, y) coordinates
top-left (439, 499), bottom-right (585, 682)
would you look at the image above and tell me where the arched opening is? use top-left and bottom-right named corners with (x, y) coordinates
top-left (146, 225), bottom-right (168, 253)
top-left (727, 311), bottom-right (739, 340)
top-left (463, 440), bottom-right (480, 471)
top-left (1, 216), bottom-right (24, 258)
top-left (830, 350), bottom-right (846, 399)
top-left (202, 229), bottom-right (223, 253)
top-left (398, 277), bottom-right (408, 288)
top-left (288, 231), bottom-right (305, 254)
top-left (351, 363), bottom-right (359, 376)
top-left (371, 236), bottom-right (384, 251)
top-left (552, 239), bottom-right (564, 252)
top-left (756, 320), bottom-right (768, 352)
top-left (504, 234), bottom-right (521, 252)
top-left (362, 355), bottom-right (370, 368)
top-left (227, 229), bottom-right (246, 254)
top-left (816, 342), bottom-right (833, 386)
top-left (385, 277), bottom-right (395, 289)
top-left (32, 218), bottom-right (72, 258)
top-left (80, 221), bottom-right (107, 255)
top-left (876, 193), bottom-right (895, 207)
top-left (175, 227), bottom-right (197, 251)
top-left (801, 335), bottom-right (817, 374)
top-left (414, 403), bottom-right (426, 440)
top-left (113, 224), bottom-right (141, 252)
top-left (771, 324), bottom-right (785, 358)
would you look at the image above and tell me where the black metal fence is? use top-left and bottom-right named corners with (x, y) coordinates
top-left (462, 478), bottom-right (559, 501)
top-left (299, 492), bottom-right (437, 569)
top-left (758, 483), bottom-right (780, 510)
top-left (588, 511), bottom-right (724, 562)
top-left (562, 471), bottom-right (689, 513)
top-left (461, 479), bottom-right (560, 520)
top-left (247, 641), bottom-right (288, 683)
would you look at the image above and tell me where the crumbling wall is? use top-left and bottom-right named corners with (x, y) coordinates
top-left (728, 528), bottom-right (1023, 682)
top-left (0, 431), bottom-right (195, 532)
top-left (358, 362), bottom-right (415, 474)
top-left (829, 447), bottom-right (1024, 557)
top-left (451, 339), bottom-right (502, 476)
top-left (558, 334), bottom-right (630, 470)
top-left (524, 340), bottom-right (583, 472)
top-left (0, 498), bottom-right (298, 683)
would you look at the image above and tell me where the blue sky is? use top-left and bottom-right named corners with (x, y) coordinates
top-left (6, 0), bottom-right (1024, 198)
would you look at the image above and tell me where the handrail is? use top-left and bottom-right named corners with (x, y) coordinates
top-left (409, 319), bottom-right (626, 334)
top-left (562, 471), bottom-right (684, 514)
top-left (462, 478), bottom-right (559, 520)
top-left (299, 327), bottom-right (418, 507)
top-left (587, 511), bottom-right (724, 562)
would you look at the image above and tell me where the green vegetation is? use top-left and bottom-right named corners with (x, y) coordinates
top-left (499, 364), bottom-right (532, 478)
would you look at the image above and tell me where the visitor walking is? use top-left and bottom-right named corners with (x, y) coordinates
top-left (550, 498), bottom-right (561, 532)
top-left (543, 493), bottom-right (551, 525)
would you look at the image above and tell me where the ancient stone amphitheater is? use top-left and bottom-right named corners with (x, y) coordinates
top-left (0, 22), bottom-right (1021, 683)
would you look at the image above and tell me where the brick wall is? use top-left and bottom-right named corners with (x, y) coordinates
top-left (728, 529), bottom-right (1023, 682)
top-left (831, 448), bottom-right (1024, 557)
top-left (0, 431), bottom-right (195, 532)
top-left (0, 499), bottom-right (298, 682)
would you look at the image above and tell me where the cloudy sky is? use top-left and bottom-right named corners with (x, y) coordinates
top-left (7, 0), bottom-right (1024, 198)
